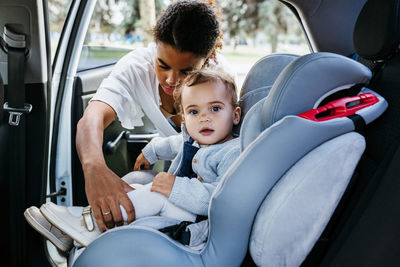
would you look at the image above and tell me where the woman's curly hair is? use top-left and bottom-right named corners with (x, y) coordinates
top-left (153, 0), bottom-right (223, 67)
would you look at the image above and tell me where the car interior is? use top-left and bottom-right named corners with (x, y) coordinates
top-left (1, 0), bottom-right (400, 266)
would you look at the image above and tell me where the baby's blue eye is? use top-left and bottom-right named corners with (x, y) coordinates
top-left (211, 106), bottom-right (221, 112)
top-left (189, 110), bottom-right (198, 115)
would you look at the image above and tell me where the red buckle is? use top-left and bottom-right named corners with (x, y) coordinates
top-left (298, 93), bottom-right (379, 121)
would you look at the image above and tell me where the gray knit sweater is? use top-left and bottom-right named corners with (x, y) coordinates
top-left (141, 127), bottom-right (240, 216)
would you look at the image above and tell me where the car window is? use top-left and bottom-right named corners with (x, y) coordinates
top-left (218, 0), bottom-right (309, 89)
top-left (77, 0), bottom-right (166, 72)
top-left (48, 0), bottom-right (73, 62)
top-left (76, 0), bottom-right (308, 82)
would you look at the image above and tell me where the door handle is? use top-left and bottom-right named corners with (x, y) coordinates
top-left (46, 187), bottom-right (67, 198)
top-left (127, 133), bottom-right (159, 142)
top-left (104, 130), bottom-right (130, 155)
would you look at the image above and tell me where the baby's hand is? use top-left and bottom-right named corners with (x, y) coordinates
top-left (133, 153), bottom-right (150, 170)
top-left (151, 172), bottom-right (176, 197)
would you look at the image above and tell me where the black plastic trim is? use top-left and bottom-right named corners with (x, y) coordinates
top-left (51, 0), bottom-right (76, 74)
top-left (281, 0), bottom-right (314, 53)
top-left (49, 0), bottom-right (88, 202)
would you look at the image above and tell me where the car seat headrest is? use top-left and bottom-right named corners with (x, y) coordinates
top-left (234, 54), bottom-right (299, 135)
top-left (261, 52), bottom-right (372, 129)
top-left (353, 0), bottom-right (400, 61)
top-left (240, 54), bottom-right (299, 98)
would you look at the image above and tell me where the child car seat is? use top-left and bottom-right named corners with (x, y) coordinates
top-left (303, 0), bottom-right (400, 266)
top-left (71, 52), bottom-right (387, 267)
top-left (236, 53), bottom-right (298, 133)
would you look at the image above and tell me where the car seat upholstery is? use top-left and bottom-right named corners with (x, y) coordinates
top-left (71, 53), bottom-right (387, 267)
top-left (243, 53), bottom-right (387, 266)
top-left (304, 0), bottom-right (400, 266)
top-left (235, 54), bottom-right (298, 134)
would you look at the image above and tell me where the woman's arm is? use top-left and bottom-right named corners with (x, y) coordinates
top-left (141, 134), bottom-right (182, 164)
top-left (76, 100), bottom-right (135, 232)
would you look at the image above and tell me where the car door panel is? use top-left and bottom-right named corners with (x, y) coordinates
top-left (70, 65), bottom-right (161, 205)
top-left (0, 0), bottom-right (50, 265)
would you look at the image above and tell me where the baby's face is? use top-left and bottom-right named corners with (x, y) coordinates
top-left (181, 80), bottom-right (241, 145)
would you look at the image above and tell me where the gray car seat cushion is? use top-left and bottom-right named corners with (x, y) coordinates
top-left (234, 54), bottom-right (298, 134)
top-left (71, 53), bottom-right (387, 266)
top-left (201, 116), bottom-right (365, 266)
top-left (261, 53), bottom-right (372, 129)
top-left (356, 88), bottom-right (388, 124)
top-left (250, 132), bottom-right (366, 267)
top-left (240, 53), bottom-right (299, 98)
top-left (73, 226), bottom-right (203, 267)
top-left (240, 98), bottom-right (265, 150)
top-left (69, 216), bottom-right (184, 266)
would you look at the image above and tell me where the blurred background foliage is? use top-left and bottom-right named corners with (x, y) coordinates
top-left (48, 0), bottom-right (307, 53)
top-left (48, 0), bottom-right (309, 88)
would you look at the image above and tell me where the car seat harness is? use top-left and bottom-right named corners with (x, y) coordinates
top-left (158, 137), bottom-right (208, 245)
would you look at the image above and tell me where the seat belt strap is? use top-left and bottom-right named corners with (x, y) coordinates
top-left (3, 26), bottom-right (29, 267)
top-left (3, 26), bottom-right (31, 126)
top-left (348, 114), bottom-right (366, 134)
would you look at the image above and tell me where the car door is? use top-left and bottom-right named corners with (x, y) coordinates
top-left (48, 0), bottom-right (164, 209)
top-left (0, 0), bottom-right (51, 265)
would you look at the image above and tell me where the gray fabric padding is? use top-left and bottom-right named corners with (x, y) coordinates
top-left (234, 54), bottom-right (298, 135)
top-left (240, 54), bottom-right (299, 98)
top-left (239, 86), bottom-right (272, 121)
top-left (72, 116), bottom-right (359, 267)
top-left (240, 98), bottom-right (266, 150)
top-left (261, 53), bottom-right (372, 129)
top-left (202, 116), bottom-right (358, 266)
top-left (356, 88), bottom-right (388, 124)
top-left (250, 132), bottom-right (366, 267)
top-left (74, 226), bottom-right (203, 267)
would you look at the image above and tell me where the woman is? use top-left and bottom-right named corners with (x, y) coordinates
top-left (76, 0), bottom-right (229, 233)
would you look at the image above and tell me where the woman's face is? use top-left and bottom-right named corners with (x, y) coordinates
top-left (155, 42), bottom-right (205, 96)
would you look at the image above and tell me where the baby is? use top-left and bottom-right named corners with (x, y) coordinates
top-left (24, 69), bottom-right (241, 251)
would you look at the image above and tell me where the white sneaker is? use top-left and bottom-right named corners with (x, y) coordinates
top-left (40, 202), bottom-right (101, 247)
top-left (24, 206), bottom-right (73, 252)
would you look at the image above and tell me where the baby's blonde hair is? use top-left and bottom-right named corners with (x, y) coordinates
top-left (173, 69), bottom-right (238, 114)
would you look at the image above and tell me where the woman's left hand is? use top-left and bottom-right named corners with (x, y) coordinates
top-left (151, 172), bottom-right (176, 197)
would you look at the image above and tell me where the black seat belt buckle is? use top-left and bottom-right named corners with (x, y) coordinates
top-left (3, 102), bottom-right (32, 126)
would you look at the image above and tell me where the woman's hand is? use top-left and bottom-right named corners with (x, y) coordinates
top-left (84, 163), bottom-right (136, 232)
top-left (76, 101), bottom-right (136, 232)
top-left (151, 172), bottom-right (176, 197)
top-left (133, 153), bottom-right (151, 170)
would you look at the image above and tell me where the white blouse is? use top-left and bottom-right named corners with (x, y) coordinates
top-left (91, 43), bottom-right (234, 137)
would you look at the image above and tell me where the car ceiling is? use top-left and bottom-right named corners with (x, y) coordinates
top-left (284, 0), bottom-right (368, 56)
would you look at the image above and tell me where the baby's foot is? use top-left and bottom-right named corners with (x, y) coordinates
top-left (40, 202), bottom-right (101, 247)
top-left (24, 206), bottom-right (73, 252)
